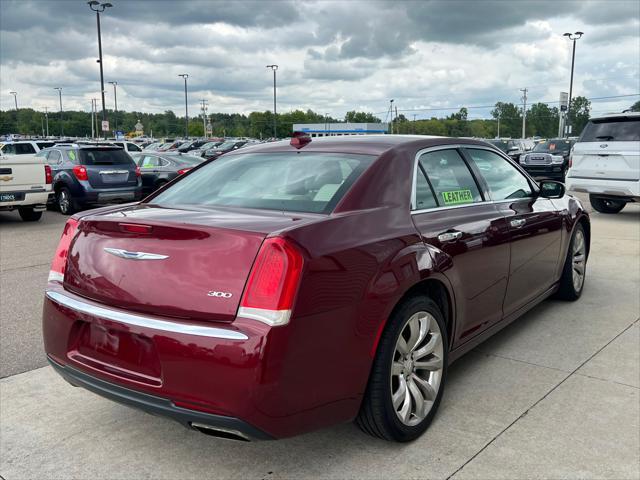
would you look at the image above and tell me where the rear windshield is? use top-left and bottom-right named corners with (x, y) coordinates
top-left (580, 118), bottom-right (640, 142)
top-left (151, 152), bottom-right (375, 214)
top-left (79, 148), bottom-right (135, 166)
top-left (533, 139), bottom-right (573, 153)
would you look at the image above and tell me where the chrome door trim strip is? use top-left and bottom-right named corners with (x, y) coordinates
top-left (45, 290), bottom-right (249, 340)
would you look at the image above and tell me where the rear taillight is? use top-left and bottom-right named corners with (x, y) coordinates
top-left (73, 165), bottom-right (88, 181)
top-left (44, 164), bottom-right (52, 184)
top-left (48, 218), bottom-right (79, 283)
top-left (135, 166), bottom-right (141, 177)
top-left (177, 168), bottom-right (191, 175)
top-left (238, 237), bottom-right (304, 326)
top-left (568, 155), bottom-right (573, 169)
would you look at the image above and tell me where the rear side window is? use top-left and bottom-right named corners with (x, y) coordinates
top-left (580, 118), bottom-right (640, 142)
top-left (128, 143), bottom-right (142, 152)
top-left (418, 149), bottom-right (483, 206)
top-left (152, 152), bottom-right (375, 214)
top-left (79, 149), bottom-right (134, 166)
top-left (414, 168), bottom-right (438, 210)
top-left (47, 150), bottom-right (62, 164)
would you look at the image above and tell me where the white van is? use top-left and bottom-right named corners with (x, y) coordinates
top-left (566, 112), bottom-right (640, 214)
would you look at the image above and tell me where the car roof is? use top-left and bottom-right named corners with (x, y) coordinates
top-left (590, 111), bottom-right (640, 120)
top-left (225, 134), bottom-right (494, 156)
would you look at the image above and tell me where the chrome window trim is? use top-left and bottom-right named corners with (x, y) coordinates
top-left (410, 143), bottom-right (539, 214)
top-left (45, 290), bottom-right (249, 340)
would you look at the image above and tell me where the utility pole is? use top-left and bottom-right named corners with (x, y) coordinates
top-left (520, 87), bottom-right (528, 138)
top-left (395, 106), bottom-right (398, 134)
top-left (109, 81), bottom-right (118, 136)
top-left (497, 113), bottom-right (500, 138)
top-left (54, 87), bottom-right (63, 137)
top-left (413, 114), bottom-right (416, 134)
top-left (178, 74), bottom-right (189, 137)
top-left (9, 91), bottom-right (17, 110)
top-left (44, 107), bottom-right (49, 137)
top-left (266, 65), bottom-right (278, 138)
top-left (200, 99), bottom-right (208, 137)
top-left (389, 99), bottom-right (394, 134)
top-left (91, 99), bottom-right (95, 139)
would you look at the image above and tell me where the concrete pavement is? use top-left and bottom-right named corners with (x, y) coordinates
top-left (1, 197), bottom-right (638, 479)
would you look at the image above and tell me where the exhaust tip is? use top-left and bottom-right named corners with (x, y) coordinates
top-left (190, 422), bottom-right (251, 442)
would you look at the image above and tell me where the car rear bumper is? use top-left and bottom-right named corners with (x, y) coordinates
top-left (0, 189), bottom-right (50, 209)
top-left (42, 285), bottom-right (360, 439)
top-left (566, 176), bottom-right (640, 201)
top-left (48, 355), bottom-right (272, 441)
top-left (79, 186), bottom-right (143, 205)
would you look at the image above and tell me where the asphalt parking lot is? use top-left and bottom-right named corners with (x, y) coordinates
top-left (1, 194), bottom-right (638, 480)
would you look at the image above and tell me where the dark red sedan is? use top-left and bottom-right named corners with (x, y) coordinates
top-left (43, 135), bottom-right (590, 442)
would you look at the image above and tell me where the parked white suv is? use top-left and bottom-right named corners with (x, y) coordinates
top-left (566, 112), bottom-right (640, 214)
top-left (0, 152), bottom-right (52, 221)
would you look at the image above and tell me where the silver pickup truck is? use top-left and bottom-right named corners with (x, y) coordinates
top-left (0, 152), bottom-right (52, 221)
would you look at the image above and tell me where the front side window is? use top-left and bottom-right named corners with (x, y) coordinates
top-left (465, 149), bottom-right (532, 200)
top-left (418, 149), bottom-right (483, 206)
top-left (152, 152), bottom-right (374, 214)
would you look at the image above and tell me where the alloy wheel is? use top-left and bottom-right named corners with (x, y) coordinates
top-left (390, 311), bottom-right (444, 426)
top-left (58, 190), bottom-right (70, 214)
top-left (572, 229), bottom-right (586, 292)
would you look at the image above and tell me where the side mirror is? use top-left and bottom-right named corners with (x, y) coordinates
top-left (539, 180), bottom-right (565, 199)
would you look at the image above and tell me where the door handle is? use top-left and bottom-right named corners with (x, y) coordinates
top-left (510, 218), bottom-right (526, 228)
top-left (438, 231), bottom-right (463, 242)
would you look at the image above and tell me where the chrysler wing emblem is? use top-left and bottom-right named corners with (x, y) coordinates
top-left (0, 175), bottom-right (13, 182)
top-left (104, 247), bottom-right (169, 260)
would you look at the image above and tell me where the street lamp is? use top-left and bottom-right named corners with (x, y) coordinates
top-left (9, 91), bottom-right (17, 110)
top-left (178, 74), bottom-right (189, 138)
top-left (54, 87), bottom-right (63, 137)
top-left (108, 81), bottom-right (118, 136)
top-left (88, 1), bottom-right (112, 137)
top-left (563, 31), bottom-right (584, 137)
top-left (266, 65), bottom-right (278, 138)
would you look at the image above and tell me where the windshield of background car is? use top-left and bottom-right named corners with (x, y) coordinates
top-left (533, 139), bottom-right (573, 153)
top-left (79, 148), bottom-right (135, 166)
top-left (151, 152), bottom-right (375, 214)
top-left (488, 140), bottom-right (508, 152)
top-left (174, 155), bottom-right (204, 165)
top-left (579, 118), bottom-right (640, 142)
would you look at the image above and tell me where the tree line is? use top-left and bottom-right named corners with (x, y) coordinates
top-left (1, 96), bottom-right (633, 139)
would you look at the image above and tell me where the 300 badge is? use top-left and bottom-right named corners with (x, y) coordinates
top-left (207, 291), bottom-right (233, 298)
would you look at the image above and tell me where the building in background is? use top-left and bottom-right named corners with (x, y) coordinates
top-left (292, 122), bottom-right (388, 137)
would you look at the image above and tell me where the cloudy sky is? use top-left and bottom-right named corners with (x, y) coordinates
top-left (1, 0), bottom-right (639, 120)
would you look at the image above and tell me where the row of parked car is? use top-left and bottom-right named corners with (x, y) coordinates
top-left (1, 111), bottom-right (638, 221)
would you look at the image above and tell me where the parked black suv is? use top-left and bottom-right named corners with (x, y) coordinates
top-left (519, 138), bottom-right (575, 181)
top-left (38, 144), bottom-right (142, 214)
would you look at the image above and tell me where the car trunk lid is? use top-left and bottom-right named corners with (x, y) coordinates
top-left (570, 141), bottom-right (640, 181)
top-left (63, 205), bottom-right (318, 322)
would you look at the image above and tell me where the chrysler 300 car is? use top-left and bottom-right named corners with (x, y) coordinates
top-left (43, 134), bottom-right (589, 442)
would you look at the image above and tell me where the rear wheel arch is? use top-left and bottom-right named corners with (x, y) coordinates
top-left (372, 277), bottom-right (455, 358)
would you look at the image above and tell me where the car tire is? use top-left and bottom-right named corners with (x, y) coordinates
top-left (57, 187), bottom-right (76, 215)
top-left (555, 223), bottom-right (587, 301)
top-left (589, 195), bottom-right (626, 214)
top-left (18, 207), bottom-right (43, 222)
top-left (356, 296), bottom-right (448, 442)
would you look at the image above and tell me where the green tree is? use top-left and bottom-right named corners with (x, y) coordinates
top-left (344, 111), bottom-right (382, 123)
top-left (628, 100), bottom-right (640, 112)
top-left (568, 96), bottom-right (591, 136)
top-left (527, 103), bottom-right (559, 138)
top-left (491, 102), bottom-right (521, 138)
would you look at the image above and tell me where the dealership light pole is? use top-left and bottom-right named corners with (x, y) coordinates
top-left (9, 91), bottom-right (17, 110)
top-left (563, 31), bottom-right (583, 137)
top-left (520, 87), bottom-right (528, 138)
top-left (43, 107), bottom-right (49, 137)
top-left (108, 81), bottom-right (118, 135)
top-left (88, 1), bottom-right (112, 136)
top-left (178, 74), bottom-right (189, 137)
top-left (54, 87), bottom-right (63, 137)
top-left (266, 64), bottom-right (278, 138)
